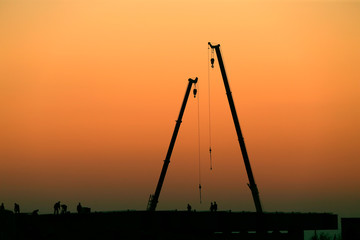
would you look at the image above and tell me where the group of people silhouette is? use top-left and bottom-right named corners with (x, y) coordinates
top-left (0, 203), bottom-right (21, 214)
top-left (186, 202), bottom-right (218, 212)
top-left (210, 201), bottom-right (218, 212)
top-left (3, 201), bottom-right (220, 214)
top-left (53, 201), bottom-right (67, 214)
top-left (54, 201), bottom-right (90, 214)
top-left (0, 202), bottom-right (90, 215)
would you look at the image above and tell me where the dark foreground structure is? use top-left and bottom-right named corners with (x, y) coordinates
top-left (0, 211), bottom-right (337, 240)
top-left (342, 218), bottom-right (360, 240)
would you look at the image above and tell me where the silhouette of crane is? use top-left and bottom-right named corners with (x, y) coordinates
top-left (208, 42), bottom-right (263, 214)
top-left (147, 77), bottom-right (198, 211)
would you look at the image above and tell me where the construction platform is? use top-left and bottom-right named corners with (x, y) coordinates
top-left (0, 211), bottom-right (337, 240)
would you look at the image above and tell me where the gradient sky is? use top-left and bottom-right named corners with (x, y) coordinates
top-left (1, 0), bottom-right (359, 217)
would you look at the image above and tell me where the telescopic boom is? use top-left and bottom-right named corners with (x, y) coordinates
top-left (147, 77), bottom-right (198, 211)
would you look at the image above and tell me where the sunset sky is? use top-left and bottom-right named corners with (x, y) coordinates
top-left (1, 0), bottom-right (359, 217)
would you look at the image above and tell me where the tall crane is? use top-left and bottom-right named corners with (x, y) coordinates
top-left (147, 77), bottom-right (198, 211)
top-left (208, 42), bottom-right (263, 214)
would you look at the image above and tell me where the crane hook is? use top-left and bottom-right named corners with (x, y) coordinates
top-left (199, 184), bottom-right (202, 203)
top-left (193, 85), bottom-right (197, 98)
top-left (210, 48), bottom-right (215, 68)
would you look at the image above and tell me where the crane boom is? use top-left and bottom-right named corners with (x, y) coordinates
top-left (208, 42), bottom-right (263, 214)
top-left (147, 77), bottom-right (198, 211)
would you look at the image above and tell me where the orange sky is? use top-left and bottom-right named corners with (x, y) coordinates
top-left (0, 0), bottom-right (359, 216)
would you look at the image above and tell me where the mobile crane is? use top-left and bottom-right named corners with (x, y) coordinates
top-left (147, 77), bottom-right (198, 211)
top-left (208, 42), bottom-right (263, 214)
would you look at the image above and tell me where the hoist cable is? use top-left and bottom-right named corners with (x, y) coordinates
top-left (208, 47), bottom-right (213, 170)
top-left (196, 82), bottom-right (202, 204)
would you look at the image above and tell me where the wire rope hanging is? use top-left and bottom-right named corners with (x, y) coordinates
top-left (193, 81), bottom-right (202, 203)
top-left (194, 81), bottom-right (202, 204)
top-left (208, 46), bottom-right (214, 170)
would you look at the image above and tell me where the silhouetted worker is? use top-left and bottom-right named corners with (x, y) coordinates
top-left (0, 203), bottom-right (4, 211)
top-left (210, 202), bottom-right (214, 212)
top-left (187, 204), bottom-right (192, 212)
top-left (77, 202), bottom-right (82, 214)
top-left (14, 203), bottom-right (20, 214)
top-left (54, 201), bottom-right (60, 215)
top-left (214, 201), bottom-right (218, 212)
top-left (61, 204), bottom-right (67, 214)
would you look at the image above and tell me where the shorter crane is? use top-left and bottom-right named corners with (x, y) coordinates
top-left (147, 77), bottom-right (198, 211)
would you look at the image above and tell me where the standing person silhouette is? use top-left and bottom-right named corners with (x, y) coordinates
top-left (187, 204), bottom-right (192, 212)
top-left (214, 201), bottom-right (218, 212)
top-left (54, 201), bottom-right (60, 215)
top-left (14, 203), bottom-right (20, 214)
top-left (77, 203), bottom-right (82, 214)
